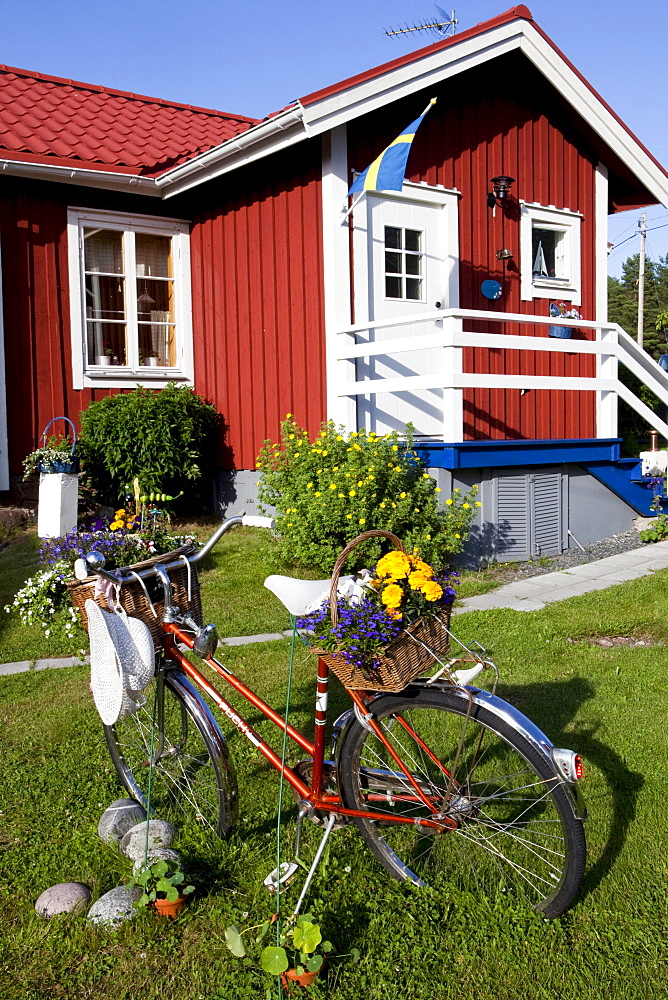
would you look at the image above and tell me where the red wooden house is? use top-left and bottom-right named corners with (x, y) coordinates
top-left (2, 5), bottom-right (668, 560)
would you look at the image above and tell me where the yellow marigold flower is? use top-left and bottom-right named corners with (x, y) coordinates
top-left (408, 570), bottom-right (430, 590)
top-left (445, 498), bottom-right (453, 506)
top-left (422, 581), bottom-right (443, 602)
top-left (109, 521), bottom-right (122, 530)
top-left (381, 583), bottom-right (403, 608)
top-left (359, 518), bottom-right (366, 525)
top-left (376, 552), bottom-right (411, 580)
top-left (387, 607), bottom-right (403, 620)
top-left (115, 509), bottom-right (125, 516)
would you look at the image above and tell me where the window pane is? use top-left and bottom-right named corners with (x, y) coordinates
top-left (138, 324), bottom-right (176, 367)
top-left (405, 253), bottom-right (422, 276)
top-left (405, 229), bottom-right (421, 252)
top-left (85, 274), bottom-right (125, 320)
top-left (385, 251), bottom-right (401, 274)
top-left (532, 227), bottom-right (563, 278)
top-left (136, 278), bottom-right (173, 320)
top-left (136, 234), bottom-right (171, 278)
top-left (385, 276), bottom-right (402, 298)
top-left (384, 226), bottom-right (402, 250)
top-left (86, 322), bottom-right (127, 365)
top-left (84, 229), bottom-right (123, 274)
top-left (405, 278), bottom-right (422, 300)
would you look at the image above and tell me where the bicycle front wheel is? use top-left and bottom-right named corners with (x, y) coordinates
top-left (338, 687), bottom-right (585, 918)
top-left (104, 668), bottom-right (237, 839)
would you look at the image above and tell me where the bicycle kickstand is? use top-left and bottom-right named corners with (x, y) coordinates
top-left (291, 812), bottom-right (337, 918)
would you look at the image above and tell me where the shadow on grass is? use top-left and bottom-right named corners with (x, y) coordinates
top-left (499, 676), bottom-right (643, 899)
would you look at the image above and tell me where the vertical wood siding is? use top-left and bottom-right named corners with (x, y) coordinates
top-left (347, 53), bottom-right (600, 441)
top-left (187, 140), bottom-right (325, 471)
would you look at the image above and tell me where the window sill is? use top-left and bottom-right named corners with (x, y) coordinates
top-left (80, 368), bottom-right (192, 389)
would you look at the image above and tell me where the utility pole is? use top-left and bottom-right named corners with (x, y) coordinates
top-left (638, 212), bottom-right (647, 349)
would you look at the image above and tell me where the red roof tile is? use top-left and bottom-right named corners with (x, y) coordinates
top-left (0, 65), bottom-right (258, 177)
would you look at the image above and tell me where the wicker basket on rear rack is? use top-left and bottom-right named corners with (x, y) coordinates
top-left (308, 530), bottom-right (452, 692)
top-left (67, 544), bottom-right (202, 653)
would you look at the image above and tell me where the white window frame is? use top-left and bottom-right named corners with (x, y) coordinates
top-left (520, 202), bottom-right (582, 305)
top-left (67, 207), bottom-right (194, 389)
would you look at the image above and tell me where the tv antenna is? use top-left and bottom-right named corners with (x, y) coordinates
top-left (385, 6), bottom-right (458, 39)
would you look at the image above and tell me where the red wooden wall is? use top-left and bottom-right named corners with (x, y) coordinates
top-left (187, 140), bottom-right (326, 471)
top-left (347, 53), bottom-right (599, 441)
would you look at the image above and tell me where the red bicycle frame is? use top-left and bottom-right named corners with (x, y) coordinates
top-left (163, 625), bottom-right (457, 832)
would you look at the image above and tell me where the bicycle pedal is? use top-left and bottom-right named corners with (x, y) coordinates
top-left (263, 861), bottom-right (299, 894)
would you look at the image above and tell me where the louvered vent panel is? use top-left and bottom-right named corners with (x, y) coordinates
top-left (532, 473), bottom-right (562, 556)
top-left (495, 474), bottom-right (530, 560)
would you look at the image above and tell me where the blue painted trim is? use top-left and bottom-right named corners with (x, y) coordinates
top-left (415, 438), bottom-right (622, 470)
top-left (582, 461), bottom-right (658, 515)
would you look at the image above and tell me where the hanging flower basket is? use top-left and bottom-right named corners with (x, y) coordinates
top-left (548, 325), bottom-right (574, 339)
top-left (300, 530), bottom-right (455, 692)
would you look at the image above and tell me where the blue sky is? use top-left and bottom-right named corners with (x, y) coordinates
top-left (3, 0), bottom-right (667, 277)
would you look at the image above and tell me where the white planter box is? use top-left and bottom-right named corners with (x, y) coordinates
top-left (38, 472), bottom-right (78, 538)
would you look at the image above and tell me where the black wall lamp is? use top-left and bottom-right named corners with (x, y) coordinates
top-left (487, 175), bottom-right (515, 209)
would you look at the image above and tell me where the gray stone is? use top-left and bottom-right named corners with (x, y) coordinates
top-left (120, 819), bottom-right (177, 861)
top-left (132, 848), bottom-right (181, 876)
top-left (87, 886), bottom-right (142, 929)
top-left (98, 799), bottom-right (147, 846)
top-left (35, 881), bottom-right (91, 918)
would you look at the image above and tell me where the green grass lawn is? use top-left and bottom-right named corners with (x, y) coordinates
top-left (1, 529), bottom-right (668, 998)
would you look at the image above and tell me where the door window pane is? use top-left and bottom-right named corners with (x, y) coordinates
top-left (86, 322), bottom-right (127, 366)
top-left (384, 226), bottom-right (424, 301)
top-left (84, 229), bottom-right (123, 274)
top-left (136, 233), bottom-right (171, 278)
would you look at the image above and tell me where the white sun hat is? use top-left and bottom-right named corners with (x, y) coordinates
top-left (86, 599), bottom-right (155, 725)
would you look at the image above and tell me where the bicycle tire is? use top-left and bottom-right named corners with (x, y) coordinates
top-left (337, 686), bottom-right (585, 918)
top-left (104, 668), bottom-right (237, 839)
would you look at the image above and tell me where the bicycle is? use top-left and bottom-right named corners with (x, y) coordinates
top-left (79, 515), bottom-right (587, 919)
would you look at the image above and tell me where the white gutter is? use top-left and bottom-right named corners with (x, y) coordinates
top-left (1, 157), bottom-right (161, 196)
top-left (157, 104), bottom-right (306, 198)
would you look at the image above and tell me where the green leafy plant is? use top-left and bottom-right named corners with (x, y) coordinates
top-left (257, 416), bottom-right (479, 574)
top-left (127, 859), bottom-right (194, 907)
top-left (225, 913), bottom-right (333, 980)
top-left (79, 383), bottom-right (220, 506)
top-left (22, 434), bottom-right (77, 478)
top-left (639, 490), bottom-right (668, 542)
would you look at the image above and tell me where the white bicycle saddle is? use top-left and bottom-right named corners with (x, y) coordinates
top-left (263, 575), bottom-right (353, 617)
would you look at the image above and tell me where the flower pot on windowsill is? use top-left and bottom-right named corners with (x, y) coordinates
top-left (143, 356), bottom-right (159, 367)
top-left (548, 325), bottom-right (574, 339)
top-left (95, 355), bottom-right (112, 366)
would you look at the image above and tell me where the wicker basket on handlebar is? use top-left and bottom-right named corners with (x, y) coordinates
top-left (308, 530), bottom-right (452, 692)
top-left (67, 544), bottom-right (202, 653)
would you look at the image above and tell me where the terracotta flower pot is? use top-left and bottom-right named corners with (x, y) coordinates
top-left (280, 962), bottom-right (324, 988)
top-left (151, 894), bottom-right (188, 919)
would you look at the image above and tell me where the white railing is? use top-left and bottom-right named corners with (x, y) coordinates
top-left (331, 307), bottom-right (668, 441)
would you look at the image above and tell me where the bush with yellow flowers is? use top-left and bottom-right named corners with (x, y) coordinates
top-left (257, 416), bottom-right (479, 574)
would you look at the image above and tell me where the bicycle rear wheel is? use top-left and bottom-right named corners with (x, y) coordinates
top-left (104, 667), bottom-right (237, 838)
top-left (337, 687), bottom-right (585, 917)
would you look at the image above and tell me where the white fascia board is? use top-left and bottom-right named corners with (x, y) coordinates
top-left (518, 27), bottom-right (668, 207)
top-left (158, 106), bottom-right (306, 198)
top-left (1, 157), bottom-right (160, 196)
top-left (302, 23), bottom-right (524, 134)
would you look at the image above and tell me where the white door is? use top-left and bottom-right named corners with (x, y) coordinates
top-left (353, 187), bottom-right (458, 438)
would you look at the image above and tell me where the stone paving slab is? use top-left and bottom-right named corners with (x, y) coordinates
top-left (0, 660), bottom-right (32, 676)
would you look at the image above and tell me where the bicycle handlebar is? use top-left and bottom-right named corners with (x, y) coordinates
top-left (77, 512), bottom-right (274, 586)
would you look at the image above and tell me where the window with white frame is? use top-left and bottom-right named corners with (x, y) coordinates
top-left (67, 208), bottom-right (193, 388)
top-left (520, 203), bottom-right (581, 304)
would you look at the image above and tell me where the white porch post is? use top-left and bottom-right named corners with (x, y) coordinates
top-left (322, 126), bottom-right (356, 433)
top-left (597, 324), bottom-right (618, 438)
top-left (442, 311), bottom-right (463, 441)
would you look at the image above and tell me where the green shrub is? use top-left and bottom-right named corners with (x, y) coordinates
top-left (79, 383), bottom-right (220, 507)
top-left (257, 416), bottom-right (478, 574)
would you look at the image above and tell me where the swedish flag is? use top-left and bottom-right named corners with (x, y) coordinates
top-left (348, 99), bottom-right (437, 196)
